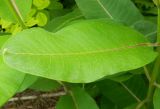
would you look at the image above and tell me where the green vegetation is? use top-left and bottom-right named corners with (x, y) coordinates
top-left (0, 0), bottom-right (159, 109)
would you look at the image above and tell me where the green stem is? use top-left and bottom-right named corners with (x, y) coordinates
top-left (145, 6), bottom-right (160, 108)
top-left (69, 90), bottom-right (79, 109)
top-left (57, 81), bottom-right (79, 109)
top-left (157, 7), bottom-right (160, 42)
top-left (6, 0), bottom-right (26, 28)
top-left (120, 82), bottom-right (141, 103)
top-left (57, 81), bottom-right (68, 93)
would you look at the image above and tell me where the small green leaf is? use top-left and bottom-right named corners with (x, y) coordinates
top-left (9, 24), bottom-right (22, 34)
top-left (2, 19), bottom-right (157, 83)
top-left (56, 87), bottom-right (99, 109)
top-left (106, 73), bottom-right (133, 82)
top-left (36, 12), bottom-right (48, 26)
top-left (33, 0), bottom-right (50, 10)
top-left (17, 74), bottom-right (38, 92)
top-left (25, 17), bottom-right (37, 27)
top-left (30, 77), bottom-right (60, 91)
top-left (56, 95), bottom-right (76, 109)
top-left (47, 0), bottom-right (63, 10)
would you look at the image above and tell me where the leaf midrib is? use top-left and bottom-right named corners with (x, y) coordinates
top-left (3, 43), bottom-right (154, 56)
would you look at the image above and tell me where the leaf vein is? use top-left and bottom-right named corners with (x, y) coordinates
top-left (96, 0), bottom-right (114, 19)
top-left (3, 43), bottom-right (157, 56)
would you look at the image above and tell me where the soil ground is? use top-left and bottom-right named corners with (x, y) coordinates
top-left (1, 89), bottom-right (65, 109)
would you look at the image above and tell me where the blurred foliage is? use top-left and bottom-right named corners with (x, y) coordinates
top-left (133, 0), bottom-right (157, 15)
top-left (0, 0), bottom-right (157, 34)
top-left (0, 0), bottom-right (64, 34)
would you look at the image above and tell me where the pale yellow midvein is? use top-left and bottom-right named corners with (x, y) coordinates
top-left (3, 43), bottom-right (158, 56)
top-left (96, 0), bottom-right (114, 19)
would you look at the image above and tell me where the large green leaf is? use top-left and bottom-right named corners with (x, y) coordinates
top-left (2, 19), bottom-right (157, 83)
top-left (56, 87), bottom-right (99, 109)
top-left (0, 0), bottom-right (32, 22)
top-left (75, 0), bottom-right (143, 25)
top-left (0, 57), bottom-right (25, 106)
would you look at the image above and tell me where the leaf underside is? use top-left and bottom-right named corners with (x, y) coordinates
top-left (2, 19), bottom-right (157, 83)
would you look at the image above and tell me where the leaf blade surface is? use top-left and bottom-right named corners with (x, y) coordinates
top-left (2, 20), bottom-right (157, 83)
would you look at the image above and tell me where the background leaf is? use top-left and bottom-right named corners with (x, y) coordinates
top-left (100, 97), bottom-right (117, 109)
top-left (45, 8), bottom-right (84, 32)
top-left (0, 34), bottom-right (35, 106)
top-left (124, 103), bottom-right (145, 109)
top-left (17, 74), bottom-right (38, 92)
top-left (131, 20), bottom-right (157, 42)
top-left (154, 88), bottom-right (160, 109)
top-left (0, 35), bottom-right (10, 47)
top-left (97, 75), bottom-right (148, 108)
top-left (30, 77), bottom-right (60, 91)
top-left (75, 0), bottom-right (143, 25)
top-left (0, 57), bottom-right (26, 106)
top-left (56, 95), bottom-right (75, 109)
top-left (56, 87), bottom-right (99, 109)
